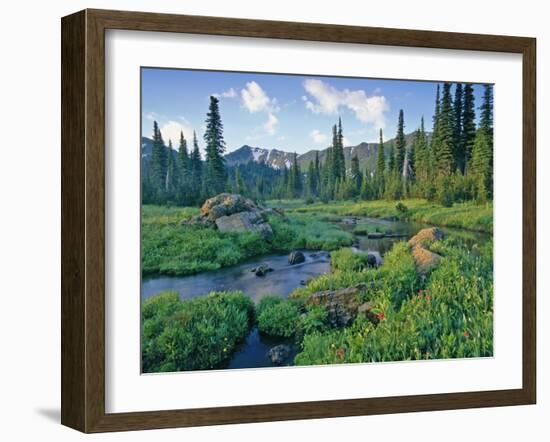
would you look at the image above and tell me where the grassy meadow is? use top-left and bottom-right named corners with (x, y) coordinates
top-left (141, 198), bottom-right (493, 372)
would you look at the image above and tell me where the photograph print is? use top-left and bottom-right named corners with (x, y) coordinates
top-left (140, 67), bottom-right (494, 373)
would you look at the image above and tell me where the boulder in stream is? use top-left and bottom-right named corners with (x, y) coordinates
top-left (288, 251), bottom-right (306, 265)
top-left (268, 344), bottom-right (291, 365)
top-left (253, 263), bottom-right (273, 277)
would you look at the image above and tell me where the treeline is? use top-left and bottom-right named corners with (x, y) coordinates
top-left (280, 82), bottom-right (493, 205)
top-left (143, 83), bottom-right (493, 207)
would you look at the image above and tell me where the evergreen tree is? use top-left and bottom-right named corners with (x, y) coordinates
top-left (177, 131), bottom-right (190, 204)
top-left (203, 96), bottom-right (227, 196)
top-left (336, 117), bottom-right (346, 179)
top-left (290, 152), bottom-right (302, 197)
top-left (461, 84), bottom-right (476, 173)
top-left (307, 160), bottom-right (317, 197)
top-left (150, 121), bottom-right (168, 195)
top-left (165, 139), bottom-right (177, 193)
top-left (470, 129), bottom-right (492, 202)
top-left (431, 84), bottom-right (442, 160)
top-left (376, 128), bottom-right (385, 197)
top-left (479, 84), bottom-right (494, 178)
top-left (453, 83), bottom-right (465, 172)
top-left (479, 84), bottom-right (494, 144)
top-left (436, 83), bottom-right (456, 175)
top-left (395, 109), bottom-right (406, 175)
top-left (235, 167), bottom-right (246, 195)
top-left (350, 154), bottom-right (362, 196)
top-left (190, 131), bottom-right (203, 203)
top-left (387, 142), bottom-right (395, 174)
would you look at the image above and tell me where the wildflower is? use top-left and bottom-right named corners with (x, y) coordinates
top-left (463, 331), bottom-right (470, 338)
top-left (331, 343), bottom-right (336, 349)
top-left (377, 311), bottom-right (385, 321)
top-left (336, 347), bottom-right (345, 359)
top-left (223, 347), bottom-right (227, 352)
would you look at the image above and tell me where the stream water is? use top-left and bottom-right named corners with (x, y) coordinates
top-left (142, 216), bottom-right (489, 370)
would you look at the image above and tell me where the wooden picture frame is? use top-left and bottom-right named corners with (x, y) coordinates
top-left (61, 8), bottom-right (536, 433)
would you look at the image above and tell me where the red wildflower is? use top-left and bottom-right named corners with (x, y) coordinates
top-left (463, 331), bottom-right (470, 338)
top-left (336, 347), bottom-right (345, 359)
top-left (377, 311), bottom-right (385, 320)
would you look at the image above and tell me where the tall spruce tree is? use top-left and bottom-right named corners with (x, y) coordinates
top-left (479, 84), bottom-right (494, 176)
top-left (336, 117), bottom-right (346, 178)
top-left (307, 160), bottom-right (317, 197)
top-left (150, 120), bottom-right (168, 197)
top-left (461, 84), bottom-right (476, 173)
top-left (387, 142), bottom-right (395, 173)
top-left (350, 154), bottom-right (362, 196)
top-left (235, 167), bottom-right (246, 195)
top-left (436, 83), bottom-right (456, 175)
top-left (453, 83), bottom-right (465, 173)
top-left (190, 131), bottom-right (203, 203)
top-left (203, 96), bottom-right (227, 196)
top-left (470, 129), bottom-right (492, 202)
top-left (376, 128), bottom-right (385, 197)
top-left (395, 109), bottom-right (406, 176)
top-left (165, 139), bottom-right (177, 193)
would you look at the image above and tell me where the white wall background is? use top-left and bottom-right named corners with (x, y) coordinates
top-left (0, 0), bottom-right (547, 440)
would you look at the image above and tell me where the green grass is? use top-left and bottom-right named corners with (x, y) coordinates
top-left (294, 238), bottom-right (493, 365)
top-left (142, 291), bottom-right (254, 372)
top-left (268, 198), bottom-right (493, 233)
top-left (142, 205), bottom-right (352, 277)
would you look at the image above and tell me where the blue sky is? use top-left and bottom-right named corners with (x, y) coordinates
top-left (141, 68), bottom-right (485, 155)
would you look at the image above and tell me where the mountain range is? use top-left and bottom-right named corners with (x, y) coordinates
top-left (141, 131), bottom-right (427, 173)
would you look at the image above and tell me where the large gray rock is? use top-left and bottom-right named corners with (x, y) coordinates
top-left (268, 344), bottom-right (291, 365)
top-left (288, 251), bottom-right (306, 265)
top-left (200, 193), bottom-right (260, 222)
top-left (215, 211), bottom-right (273, 240)
top-left (305, 284), bottom-right (368, 327)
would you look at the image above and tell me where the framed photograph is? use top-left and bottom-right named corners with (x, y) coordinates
top-left (61, 9), bottom-right (536, 433)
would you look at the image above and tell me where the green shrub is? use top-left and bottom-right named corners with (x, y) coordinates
top-left (300, 305), bottom-right (329, 335)
top-left (331, 248), bottom-right (373, 272)
top-left (142, 290), bottom-right (254, 372)
top-left (257, 299), bottom-right (300, 338)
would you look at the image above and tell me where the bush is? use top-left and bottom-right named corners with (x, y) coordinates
top-left (257, 299), bottom-right (301, 338)
top-left (142, 291), bottom-right (254, 372)
top-left (395, 201), bottom-right (409, 216)
top-left (331, 248), bottom-right (373, 272)
top-left (299, 305), bottom-right (329, 335)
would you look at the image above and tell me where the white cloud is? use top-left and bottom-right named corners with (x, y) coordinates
top-left (241, 81), bottom-right (281, 136)
top-left (241, 81), bottom-right (279, 113)
top-left (159, 120), bottom-right (194, 149)
top-left (309, 129), bottom-right (328, 144)
top-left (263, 113), bottom-right (279, 135)
top-left (302, 79), bottom-right (389, 128)
top-left (144, 111), bottom-right (159, 121)
top-left (213, 88), bottom-right (237, 99)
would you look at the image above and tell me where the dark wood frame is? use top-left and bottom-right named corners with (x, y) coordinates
top-left (61, 8), bottom-right (536, 433)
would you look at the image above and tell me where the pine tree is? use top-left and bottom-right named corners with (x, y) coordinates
top-left (470, 129), bottom-right (492, 202)
top-left (453, 83), bottom-right (465, 173)
top-left (190, 131), bottom-right (203, 203)
top-left (165, 139), bottom-right (177, 193)
top-left (235, 167), bottom-right (246, 195)
top-left (436, 83), bottom-right (456, 175)
top-left (479, 84), bottom-right (494, 183)
top-left (431, 84), bottom-right (442, 160)
top-left (314, 151), bottom-right (321, 194)
top-left (395, 109), bottom-right (406, 176)
top-left (290, 152), bottom-right (302, 197)
top-left (376, 128), bottom-right (385, 197)
top-left (177, 131), bottom-right (190, 204)
top-left (461, 84), bottom-right (476, 173)
top-left (387, 142), bottom-right (395, 174)
top-left (350, 154), bottom-right (362, 196)
top-left (203, 96), bottom-right (227, 196)
top-left (150, 121), bottom-right (168, 196)
top-left (307, 160), bottom-right (317, 197)
top-left (479, 84), bottom-right (494, 145)
top-left (336, 117), bottom-right (346, 178)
